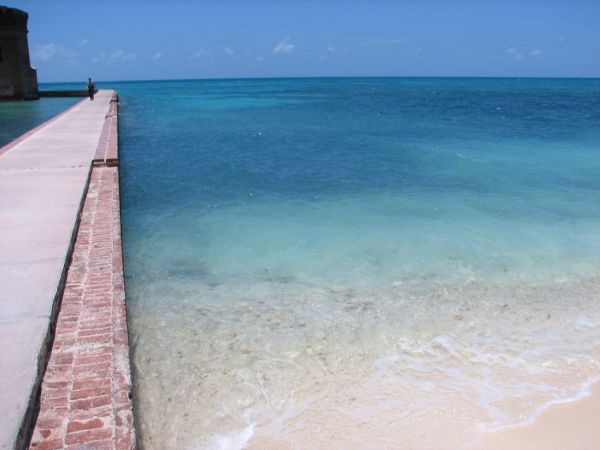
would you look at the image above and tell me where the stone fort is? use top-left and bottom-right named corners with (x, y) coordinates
top-left (0, 6), bottom-right (38, 100)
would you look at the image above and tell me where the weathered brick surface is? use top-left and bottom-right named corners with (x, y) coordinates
top-left (30, 96), bottom-right (135, 449)
top-left (93, 95), bottom-right (119, 166)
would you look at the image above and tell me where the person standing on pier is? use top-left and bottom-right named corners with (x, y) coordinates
top-left (86, 77), bottom-right (95, 100)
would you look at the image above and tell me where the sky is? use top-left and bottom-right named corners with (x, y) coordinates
top-left (9, 0), bottom-right (600, 82)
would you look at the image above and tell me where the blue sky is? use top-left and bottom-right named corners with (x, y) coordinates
top-left (10, 0), bottom-right (600, 82)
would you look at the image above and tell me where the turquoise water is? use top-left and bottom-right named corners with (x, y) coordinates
top-left (0, 94), bottom-right (78, 148)
top-left (113, 78), bottom-right (600, 448)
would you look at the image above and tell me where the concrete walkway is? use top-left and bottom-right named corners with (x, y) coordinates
top-left (0, 91), bottom-right (113, 449)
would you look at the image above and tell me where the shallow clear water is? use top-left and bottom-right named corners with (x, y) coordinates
top-left (0, 92), bottom-right (78, 148)
top-left (114, 78), bottom-right (600, 449)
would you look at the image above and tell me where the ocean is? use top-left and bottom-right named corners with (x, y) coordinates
top-left (35, 78), bottom-right (600, 448)
top-left (0, 96), bottom-right (78, 148)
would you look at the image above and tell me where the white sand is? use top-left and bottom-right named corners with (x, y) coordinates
top-left (470, 382), bottom-right (600, 450)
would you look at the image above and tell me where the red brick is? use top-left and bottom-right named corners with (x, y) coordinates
top-left (71, 378), bottom-right (111, 391)
top-left (43, 385), bottom-right (69, 400)
top-left (45, 381), bottom-right (70, 390)
top-left (29, 438), bottom-right (64, 449)
top-left (66, 417), bottom-right (105, 433)
top-left (113, 390), bottom-right (131, 406)
top-left (54, 338), bottom-right (76, 348)
top-left (32, 110), bottom-right (135, 448)
top-left (71, 394), bottom-right (112, 410)
top-left (115, 427), bottom-right (134, 449)
top-left (46, 365), bottom-right (72, 379)
top-left (53, 353), bottom-right (74, 365)
top-left (65, 428), bottom-right (111, 445)
top-left (43, 396), bottom-right (69, 408)
top-left (73, 354), bottom-right (111, 366)
top-left (38, 406), bottom-right (68, 417)
top-left (65, 440), bottom-right (113, 450)
top-left (34, 417), bottom-right (64, 429)
top-left (76, 334), bottom-right (112, 344)
top-left (70, 386), bottom-right (111, 400)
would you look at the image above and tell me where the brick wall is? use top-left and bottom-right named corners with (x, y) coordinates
top-left (29, 95), bottom-right (135, 449)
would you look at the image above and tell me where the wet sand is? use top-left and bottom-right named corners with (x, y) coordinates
top-left (471, 382), bottom-right (600, 450)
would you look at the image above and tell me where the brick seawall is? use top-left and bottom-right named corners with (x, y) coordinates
top-left (28, 94), bottom-right (136, 449)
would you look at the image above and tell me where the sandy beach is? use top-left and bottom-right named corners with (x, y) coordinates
top-left (471, 381), bottom-right (600, 450)
top-left (3, 1), bottom-right (599, 448)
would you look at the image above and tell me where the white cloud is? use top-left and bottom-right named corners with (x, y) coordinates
top-left (78, 38), bottom-right (89, 47)
top-left (505, 48), bottom-right (523, 61)
top-left (327, 46), bottom-right (337, 53)
top-left (415, 47), bottom-right (423, 54)
top-left (191, 49), bottom-right (212, 60)
top-left (530, 49), bottom-right (542, 57)
top-left (273, 37), bottom-right (294, 55)
top-left (34, 44), bottom-right (57, 61)
top-left (33, 43), bottom-right (78, 62)
top-left (224, 47), bottom-right (235, 56)
top-left (92, 49), bottom-right (136, 64)
top-left (110, 50), bottom-right (136, 62)
top-left (152, 52), bottom-right (163, 61)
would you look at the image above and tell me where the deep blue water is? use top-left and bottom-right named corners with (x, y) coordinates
top-left (110, 78), bottom-right (600, 287)
top-left (0, 94), bottom-right (78, 148)
top-left (23, 78), bottom-right (600, 448)
top-left (118, 78), bottom-right (600, 205)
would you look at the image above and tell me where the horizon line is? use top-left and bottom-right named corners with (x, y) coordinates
top-left (38, 74), bottom-right (600, 85)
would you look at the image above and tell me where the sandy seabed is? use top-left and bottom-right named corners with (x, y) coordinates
top-left (128, 273), bottom-right (600, 449)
